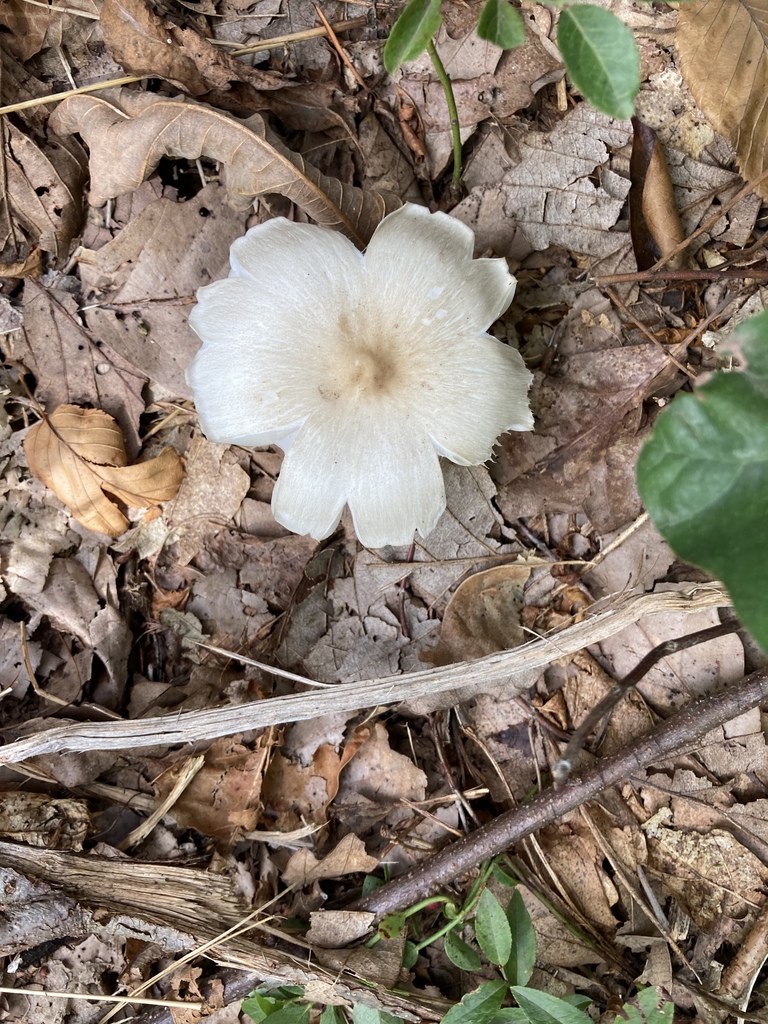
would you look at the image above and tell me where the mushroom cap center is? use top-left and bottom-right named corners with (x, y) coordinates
top-left (319, 310), bottom-right (406, 403)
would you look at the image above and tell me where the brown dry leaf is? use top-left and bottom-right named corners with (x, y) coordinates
top-left (7, 281), bottom-right (147, 457)
top-left (50, 92), bottom-right (399, 246)
top-left (598, 601), bottom-right (745, 714)
top-left (0, 792), bottom-right (89, 851)
top-left (455, 106), bottom-right (632, 261)
top-left (156, 738), bottom-right (267, 843)
top-left (629, 118), bottom-right (687, 271)
top-left (494, 289), bottom-right (685, 532)
top-left (306, 910), bottom-right (376, 948)
top-left (78, 182), bottom-right (243, 397)
top-left (3, 121), bottom-right (88, 262)
top-left (24, 405), bottom-right (184, 537)
top-left (676, 0), bottom-right (768, 200)
top-left (0, 0), bottom-right (99, 62)
top-left (432, 564), bottom-right (532, 664)
top-left (100, 0), bottom-right (282, 96)
top-left (283, 834), bottom-right (378, 885)
top-left (646, 827), bottom-right (768, 932)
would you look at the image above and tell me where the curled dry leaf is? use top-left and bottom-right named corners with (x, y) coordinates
top-left (3, 122), bottom-right (88, 263)
top-left (676, 0), bottom-right (768, 200)
top-left (24, 404), bottom-right (184, 537)
top-left (50, 92), bottom-right (400, 246)
top-left (629, 117), bottom-right (687, 271)
top-left (100, 0), bottom-right (282, 96)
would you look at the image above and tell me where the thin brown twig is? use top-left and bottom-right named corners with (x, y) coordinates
top-left (648, 166), bottom-right (768, 272)
top-left (313, 6), bottom-right (371, 92)
top-left (352, 664), bottom-right (768, 919)
top-left (604, 285), bottom-right (694, 378)
top-left (595, 267), bottom-right (768, 285)
top-left (554, 618), bottom-right (739, 780)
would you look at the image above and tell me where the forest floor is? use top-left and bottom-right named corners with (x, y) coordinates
top-left (1, 0), bottom-right (768, 1022)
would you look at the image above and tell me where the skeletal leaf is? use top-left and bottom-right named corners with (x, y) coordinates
top-left (50, 93), bottom-right (399, 246)
top-left (24, 405), bottom-right (184, 536)
top-left (676, 0), bottom-right (768, 199)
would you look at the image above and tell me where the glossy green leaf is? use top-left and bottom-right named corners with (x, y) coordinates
top-left (444, 928), bottom-right (483, 971)
top-left (503, 890), bottom-right (536, 987)
top-left (443, 981), bottom-right (509, 1024)
top-left (490, 1012), bottom-right (529, 1024)
top-left (510, 987), bottom-right (593, 1024)
top-left (477, 0), bottom-right (525, 49)
top-left (383, 0), bottom-right (443, 73)
top-left (474, 890), bottom-right (513, 966)
top-left (637, 312), bottom-right (768, 651)
top-left (557, 5), bottom-right (639, 118)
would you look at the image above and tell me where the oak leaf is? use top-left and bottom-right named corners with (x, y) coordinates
top-left (676, 0), bottom-right (768, 199)
top-left (50, 92), bottom-right (400, 246)
top-left (24, 405), bottom-right (184, 537)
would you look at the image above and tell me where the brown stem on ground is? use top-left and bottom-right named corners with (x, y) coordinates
top-left (555, 617), bottom-right (740, 779)
top-left (352, 667), bottom-right (768, 919)
top-left (594, 267), bottom-right (768, 285)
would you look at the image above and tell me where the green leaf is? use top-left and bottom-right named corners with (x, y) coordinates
top-left (557, 5), bottom-right (639, 118)
top-left (378, 912), bottom-right (407, 939)
top-left (352, 1007), bottom-right (404, 1024)
top-left (260, 1006), bottom-right (310, 1024)
top-left (444, 929), bottom-right (483, 971)
top-left (476, 0), bottom-right (526, 49)
top-left (242, 990), bottom-right (307, 1022)
top-left (622, 986), bottom-right (674, 1024)
top-left (492, 863), bottom-right (519, 887)
top-left (443, 981), bottom-right (509, 1024)
top-left (637, 313), bottom-right (768, 651)
top-left (503, 890), bottom-right (536, 987)
top-left (510, 987), bottom-right (593, 1024)
top-left (403, 941), bottom-right (419, 969)
top-left (361, 874), bottom-right (384, 898)
top-left (489, 1012), bottom-right (530, 1024)
top-left (383, 0), bottom-right (443, 73)
top-left (474, 890), bottom-right (513, 966)
top-left (242, 998), bottom-right (269, 1023)
top-left (319, 1008), bottom-right (346, 1024)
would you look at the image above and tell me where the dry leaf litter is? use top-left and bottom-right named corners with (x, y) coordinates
top-left (1, 0), bottom-right (768, 1022)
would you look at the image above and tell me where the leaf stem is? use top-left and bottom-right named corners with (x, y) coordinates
top-left (426, 39), bottom-right (462, 197)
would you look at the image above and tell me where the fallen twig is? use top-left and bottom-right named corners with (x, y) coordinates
top-left (0, 584), bottom-right (728, 764)
top-left (353, 665), bottom-right (768, 918)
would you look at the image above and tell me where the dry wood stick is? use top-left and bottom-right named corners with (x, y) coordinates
top-left (353, 667), bottom-right (768, 918)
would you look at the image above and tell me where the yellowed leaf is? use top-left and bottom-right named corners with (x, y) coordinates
top-left (24, 404), bottom-right (184, 536)
top-left (676, 0), bottom-right (768, 198)
top-left (50, 92), bottom-right (399, 247)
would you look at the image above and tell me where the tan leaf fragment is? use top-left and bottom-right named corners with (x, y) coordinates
top-left (100, 0), bottom-right (282, 96)
top-left (156, 738), bottom-right (267, 843)
top-left (283, 834), bottom-right (378, 886)
top-left (306, 910), bottom-right (376, 949)
top-left (676, 0), bottom-right (768, 199)
top-left (50, 93), bottom-right (399, 246)
top-left (24, 404), bottom-right (184, 537)
top-left (3, 121), bottom-right (88, 262)
top-left (0, 792), bottom-right (89, 851)
top-left (432, 564), bottom-right (532, 664)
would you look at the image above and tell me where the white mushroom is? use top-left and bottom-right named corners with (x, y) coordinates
top-left (186, 204), bottom-right (533, 548)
